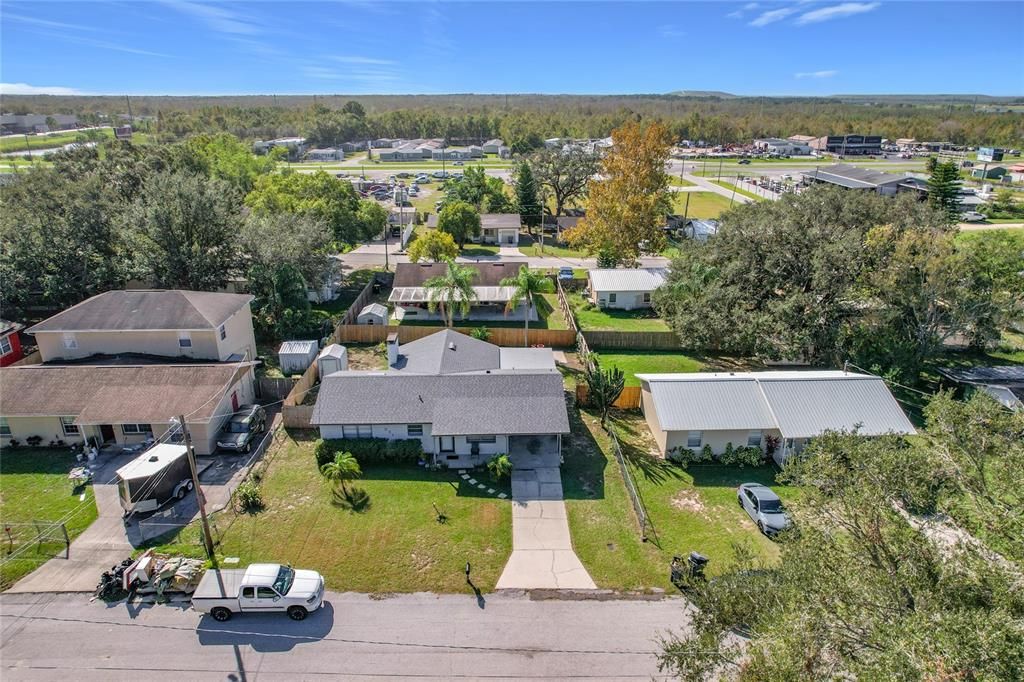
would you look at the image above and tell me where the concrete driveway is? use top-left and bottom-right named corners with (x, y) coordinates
top-left (497, 453), bottom-right (596, 590)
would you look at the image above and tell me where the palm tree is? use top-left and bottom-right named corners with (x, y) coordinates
top-left (424, 258), bottom-right (478, 327)
top-left (501, 265), bottom-right (552, 346)
top-left (320, 451), bottom-right (362, 496)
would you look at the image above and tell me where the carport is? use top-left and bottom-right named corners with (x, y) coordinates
top-left (509, 434), bottom-right (561, 469)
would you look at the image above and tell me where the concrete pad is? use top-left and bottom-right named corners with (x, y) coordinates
top-left (496, 550), bottom-right (597, 590)
top-left (513, 517), bottom-right (573, 550)
top-left (512, 479), bottom-right (540, 499)
top-left (538, 482), bottom-right (564, 500)
top-left (513, 500), bottom-right (567, 520)
top-left (535, 467), bottom-right (562, 484)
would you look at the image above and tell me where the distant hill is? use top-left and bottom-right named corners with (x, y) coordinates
top-left (667, 90), bottom-right (737, 99)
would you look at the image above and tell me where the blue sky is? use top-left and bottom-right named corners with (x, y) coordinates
top-left (1, 1), bottom-right (1021, 96)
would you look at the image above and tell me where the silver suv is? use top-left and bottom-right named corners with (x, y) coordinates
top-left (216, 404), bottom-right (267, 453)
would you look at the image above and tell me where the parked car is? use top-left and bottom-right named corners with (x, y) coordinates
top-left (558, 266), bottom-right (575, 280)
top-left (453, 160), bottom-right (464, 166)
top-left (432, 170), bottom-right (448, 179)
top-left (397, 172), bottom-right (411, 178)
top-left (416, 174), bottom-right (431, 183)
top-left (737, 483), bottom-right (792, 537)
top-left (216, 404), bottom-right (267, 453)
top-left (738, 159), bottom-right (751, 165)
top-left (960, 211), bottom-right (986, 222)
top-left (192, 563), bottom-right (325, 622)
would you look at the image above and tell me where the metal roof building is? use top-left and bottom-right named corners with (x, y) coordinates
top-left (638, 370), bottom-right (915, 462)
top-left (802, 164), bottom-right (908, 195)
top-left (588, 268), bottom-right (669, 292)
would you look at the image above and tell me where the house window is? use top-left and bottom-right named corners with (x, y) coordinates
top-left (63, 333), bottom-right (78, 350)
top-left (0, 417), bottom-right (10, 437)
top-left (60, 416), bottom-right (80, 436)
top-left (784, 438), bottom-right (794, 450)
top-left (686, 431), bottom-right (702, 448)
top-left (218, 325), bottom-right (227, 341)
top-left (407, 425), bottom-right (423, 437)
top-left (608, 293), bottom-right (617, 303)
top-left (466, 435), bottom-right (497, 444)
top-left (643, 292), bottom-right (651, 303)
top-left (178, 333), bottom-right (192, 348)
top-left (342, 425), bottom-right (373, 438)
top-left (747, 430), bottom-right (762, 447)
top-left (0, 336), bottom-right (11, 355)
top-left (122, 423), bottom-right (153, 435)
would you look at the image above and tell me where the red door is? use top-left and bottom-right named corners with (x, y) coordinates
top-left (231, 391), bottom-right (239, 411)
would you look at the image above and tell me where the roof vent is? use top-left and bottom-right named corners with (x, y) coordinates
top-left (448, 342), bottom-right (456, 351)
top-left (148, 456), bottom-right (159, 462)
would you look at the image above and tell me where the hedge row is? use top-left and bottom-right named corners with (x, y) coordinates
top-left (668, 443), bottom-right (766, 468)
top-left (314, 438), bottom-right (423, 467)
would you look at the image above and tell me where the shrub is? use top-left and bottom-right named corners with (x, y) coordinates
top-left (26, 435), bottom-right (42, 447)
top-left (235, 481), bottom-right (264, 512)
top-left (314, 437), bottom-right (423, 467)
top-left (719, 445), bottom-right (765, 468)
top-left (700, 444), bottom-right (714, 463)
top-left (486, 453), bottom-right (512, 481)
top-left (470, 326), bottom-right (491, 341)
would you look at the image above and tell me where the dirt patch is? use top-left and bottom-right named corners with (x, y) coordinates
top-left (347, 345), bottom-right (386, 371)
top-left (669, 489), bottom-right (707, 516)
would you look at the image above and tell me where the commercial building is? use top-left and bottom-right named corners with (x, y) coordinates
top-left (802, 164), bottom-right (909, 196)
top-left (820, 135), bottom-right (883, 156)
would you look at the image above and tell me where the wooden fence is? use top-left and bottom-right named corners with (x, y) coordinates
top-left (582, 330), bottom-right (682, 351)
top-left (258, 377), bottom-right (297, 401)
top-left (333, 324), bottom-right (577, 348)
top-left (338, 272), bottom-right (392, 326)
top-left (574, 385), bottom-right (643, 410)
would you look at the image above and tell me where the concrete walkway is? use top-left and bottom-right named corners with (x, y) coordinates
top-left (496, 456), bottom-right (596, 590)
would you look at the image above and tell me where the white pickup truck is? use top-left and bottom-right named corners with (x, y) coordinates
top-left (191, 563), bottom-right (324, 622)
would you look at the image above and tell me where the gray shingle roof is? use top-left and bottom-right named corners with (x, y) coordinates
top-left (392, 261), bottom-right (527, 288)
top-left (803, 164), bottom-right (907, 189)
top-left (639, 371), bottom-right (915, 438)
top-left (392, 329), bottom-right (500, 374)
top-left (311, 371), bottom-right (569, 436)
top-left (27, 290), bottom-right (253, 333)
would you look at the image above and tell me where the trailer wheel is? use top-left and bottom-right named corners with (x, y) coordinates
top-left (176, 485), bottom-right (188, 500)
top-left (287, 606), bottom-right (308, 621)
top-left (211, 607), bottom-right (232, 622)
top-left (187, 480), bottom-right (194, 491)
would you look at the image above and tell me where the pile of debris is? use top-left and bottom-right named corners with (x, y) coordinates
top-left (94, 550), bottom-right (206, 602)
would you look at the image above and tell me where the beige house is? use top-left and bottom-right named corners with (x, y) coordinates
top-left (638, 371), bottom-right (915, 464)
top-left (0, 364), bottom-right (254, 455)
top-left (27, 290), bottom-right (257, 364)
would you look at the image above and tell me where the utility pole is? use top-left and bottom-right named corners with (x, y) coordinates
top-left (125, 95), bottom-right (134, 126)
top-left (178, 415), bottom-right (216, 563)
top-left (730, 174), bottom-right (738, 207)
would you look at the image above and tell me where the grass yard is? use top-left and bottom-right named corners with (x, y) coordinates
top-left (0, 128), bottom-right (116, 153)
top-left (147, 431), bottom-right (513, 593)
top-left (668, 176), bottom-right (696, 187)
top-left (518, 233), bottom-right (588, 259)
top-left (460, 243), bottom-right (501, 257)
top-left (594, 350), bottom-right (705, 385)
top-left (562, 408), bottom-right (792, 590)
top-left (569, 293), bottom-right (670, 332)
top-left (0, 449), bottom-right (99, 590)
top-left (671, 191), bottom-right (738, 219)
top-left (710, 179), bottom-right (767, 202)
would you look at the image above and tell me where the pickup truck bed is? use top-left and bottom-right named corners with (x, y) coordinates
top-left (192, 570), bottom-right (246, 600)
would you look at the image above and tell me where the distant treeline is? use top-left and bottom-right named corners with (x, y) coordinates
top-left (5, 94), bottom-right (1023, 148)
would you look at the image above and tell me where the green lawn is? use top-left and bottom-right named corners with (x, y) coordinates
top-left (563, 409), bottom-right (792, 590)
top-left (668, 176), bottom-right (696, 187)
top-left (460, 243), bottom-right (501, 257)
top-left (710, 179), bottom-right (767, 202)
top-left (0, 449), bottom-right (99, 590)
top-left (569, 293), bottom-right (670, 332)
top-left (0, 128), bottom-right (116, 153)
top-left (594, 351), bottom-right (704, 385)
top-left (146, 431), bottom-right (513, 593)
top-left (670, 191), bottom-right (737, 219)
top-left (518, 233), bottom-right (588, 259)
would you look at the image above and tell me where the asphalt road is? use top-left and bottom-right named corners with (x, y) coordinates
top-left (0, 591), bottom-right (691, 681)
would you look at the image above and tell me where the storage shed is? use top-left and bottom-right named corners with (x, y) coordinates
top-left (317, 344), bottom-right (348, 379)
top-left (357, 303), bottom-right (389, 325)
top-left (278, 340), bottom-right (319, 375)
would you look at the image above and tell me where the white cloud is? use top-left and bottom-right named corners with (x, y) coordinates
top-left (0, 82), bottom-right (85, 95)
top-left (795, 69), bottom-right (839, 79)
top-left (749, 7), bottom-right (799, 27)
top-left (329, 56), bottom-right (398, 66)
top-left (160, 0), bottom-right (262, 35)
top-left (658, 24), bottom-right (686, 38)
top-left (796, 2), bottom-right (880, 25)
top-left (727, 3), bottom-right (759, 19)
top-left (2, 13), bottom-right (100, 32)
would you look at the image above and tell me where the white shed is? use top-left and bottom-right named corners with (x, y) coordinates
top-left (317, 344), bottom-right (348, 378)
top-left (357, 303), bottom-right (389, 325)
top-left (278, 340), bottom-right (319, 374)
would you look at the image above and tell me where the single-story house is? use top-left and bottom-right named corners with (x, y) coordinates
top-left (306, 147), bottom-right (345, 162)
top-left (27, 290), bottom-right (257, 365)
top-left (971, 166), bottom-right (1007, 180)
top-left (312, 330), bottom-right (566, 467)
top-left (587, 268), bottom-right (668, 310)
top-left (638, 370), bottom-right (916, 464)
top-left (425, 212), bottom-right (521, 245)
top-left (0, 319), bottom-right (25, 367)
top-left (0, 363), bottom-right (255, 455)
top-left (936, 365), bottom-right (1024, 411)
top-left (431, 146), bottom-right (483, 161)
top-left (481, 139), bottom-right (505, 154)
top-left (388, 261), bottom-right (536, 322)
top-left (357, 303), bottom-right (389, 325)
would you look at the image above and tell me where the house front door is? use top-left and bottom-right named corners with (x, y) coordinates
top-left (440, 436), bottom-right (455, 453)
top-left (100, 425), bottom-right (115, 443)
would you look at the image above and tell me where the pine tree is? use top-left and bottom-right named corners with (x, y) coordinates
top-left (926, 160), bottom-right (962, 223)
top-left (515, 161), bottom-right (542, 236)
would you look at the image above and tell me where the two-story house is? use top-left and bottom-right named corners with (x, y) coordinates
top-left (0, 290), bottom-right (259, 454)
